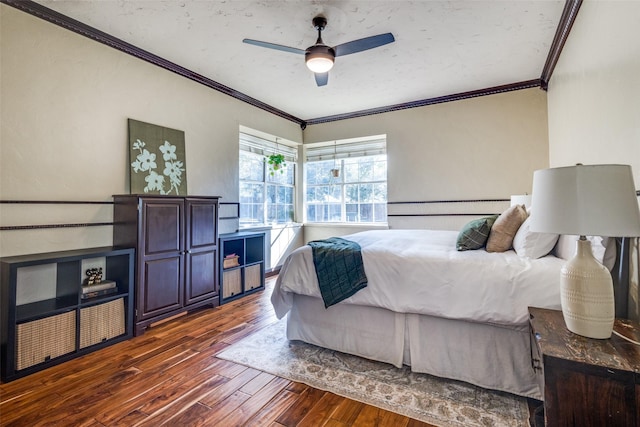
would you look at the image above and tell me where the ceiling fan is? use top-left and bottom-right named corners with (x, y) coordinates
top-left (243, 16), bottom-right (395, 87)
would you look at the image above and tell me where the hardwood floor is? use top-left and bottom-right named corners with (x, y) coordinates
top-left (0, 277), bottom-right (435, 427)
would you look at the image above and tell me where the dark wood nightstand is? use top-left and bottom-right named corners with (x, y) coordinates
top-left (528, 307), bottom-right (640, 427)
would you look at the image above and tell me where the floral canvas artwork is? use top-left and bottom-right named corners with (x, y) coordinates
top-left (128, 119), bottom-right (187, 195)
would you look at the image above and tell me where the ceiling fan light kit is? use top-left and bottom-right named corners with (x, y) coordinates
top-left (243, 15), bottom-right (394, 87)
top-left (305, 46), bottom-right (335, 73)
top-left (305, 57), bottom-right (333, 73)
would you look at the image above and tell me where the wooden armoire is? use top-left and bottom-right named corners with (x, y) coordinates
top-left (113, 195), bottom-right (220, 335)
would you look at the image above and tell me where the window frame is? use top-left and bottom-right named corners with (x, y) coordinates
top-left (304, 153), bottom-right (388, 224)
top-left (239, 149), bottom-right (296, 226)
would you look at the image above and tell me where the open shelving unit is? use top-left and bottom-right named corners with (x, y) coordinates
top-left (219, 232), bottom-right (265, 304)
top-left (1, 246), bottom-right (134, 382)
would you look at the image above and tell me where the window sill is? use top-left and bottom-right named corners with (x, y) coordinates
top-left (303, 222), bottom-right (389, 229)
top-left (239, 223), bottom-right (302, 232)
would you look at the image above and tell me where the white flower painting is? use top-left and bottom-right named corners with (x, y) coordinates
top-left (128, 119), bottom-right (187, 195)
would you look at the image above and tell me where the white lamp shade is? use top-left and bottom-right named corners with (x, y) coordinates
top-left (529, 164), bottom-right (640, 237)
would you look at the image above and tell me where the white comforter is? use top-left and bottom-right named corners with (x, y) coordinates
top-left (272, 229), bottom-right (563, 325)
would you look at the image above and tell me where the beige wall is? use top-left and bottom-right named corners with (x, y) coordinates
top-left (0, 6), bottom-right (302, 257)
top-left (304, 88), bottom-right (549, 233)
top-left (547, 0), bottom-right (640, 187)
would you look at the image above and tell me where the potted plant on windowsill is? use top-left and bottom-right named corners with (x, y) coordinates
top-left (267, 154), bottom-right (286, 175)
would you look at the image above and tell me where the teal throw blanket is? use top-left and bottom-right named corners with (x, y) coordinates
top-left (308, 237), bottom-right (368, 308)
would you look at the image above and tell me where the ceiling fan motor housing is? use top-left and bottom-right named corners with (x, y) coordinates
top-left (306, 44), bottom-right (336, 60)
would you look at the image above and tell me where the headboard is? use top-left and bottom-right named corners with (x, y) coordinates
top-left (613, 237), bottom-right (631, 319)
top-left (613, 191), bottom-right (640, 320)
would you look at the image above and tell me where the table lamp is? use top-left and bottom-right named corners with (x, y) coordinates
top-left (529, 164), bottom-right (640, 339)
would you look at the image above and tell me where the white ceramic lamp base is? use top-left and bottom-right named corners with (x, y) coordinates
top-left (560, 238), bottom-right (614, 339)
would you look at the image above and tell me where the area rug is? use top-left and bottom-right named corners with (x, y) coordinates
top-left (217, 320), bottom-right (530, 427)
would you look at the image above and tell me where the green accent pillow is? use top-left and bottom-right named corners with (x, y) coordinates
top-left (456, 215), bottom-right (499, 251)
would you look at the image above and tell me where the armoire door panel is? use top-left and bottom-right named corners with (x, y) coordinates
top-left (187, 201), bottom-right (217, 249)
top-left (143, 202), bottom-right (182, 255)
top-left (141, 256), bottom-right (183, 318)
top-left (186, 250), bottom-right (217, 304)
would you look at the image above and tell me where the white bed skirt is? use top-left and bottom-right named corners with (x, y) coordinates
top-left (287, 293), bottom-right (542, 400)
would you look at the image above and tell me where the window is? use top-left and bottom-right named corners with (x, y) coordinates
top-left (239, 133), bottom-right (297, 226)
top-left (305, 136), bottom-right (387, 223)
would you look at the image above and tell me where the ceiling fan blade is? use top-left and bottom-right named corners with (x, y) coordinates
top-left (334, 33), bottom-right (395, 57)
top-left (315, 72), bottom-right (329, 87)
top-left (242, 39), bottom-right (305, 55)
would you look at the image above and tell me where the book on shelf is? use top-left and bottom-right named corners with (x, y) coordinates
top-left (82, 280), bottom-right (116, 294)
top-left (81, 287), bottom-right (118, 300)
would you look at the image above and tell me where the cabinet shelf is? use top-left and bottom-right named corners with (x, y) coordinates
top-left (1, 246), bottom-right (134, 382)
top-left (80, 291), bottom-right (129, 308)
top-left (16, 296), bottom-right (77, 323)
top-left (245, 260), bottom-right (262, 267)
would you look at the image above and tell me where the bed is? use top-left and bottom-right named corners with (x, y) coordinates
top-left (271, 229), bottom-right (566, 400)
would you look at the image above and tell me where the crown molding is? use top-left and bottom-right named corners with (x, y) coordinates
top-left (540, 0), bottom-right (583, 90)
top-left (304, 80), bottom-right (542, 125)
top-left (3, 0), bottom-right (575, 128)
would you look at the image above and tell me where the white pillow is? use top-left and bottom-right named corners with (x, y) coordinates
top-left (554, 235), bottom-right (617, 271)
top-left (512, 216), bottom-right (559, 259)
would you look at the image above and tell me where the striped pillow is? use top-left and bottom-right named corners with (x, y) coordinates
top-left (486, 204), bottom-right (528, 252)
top-left (456, 215), bottom-right (499, 251)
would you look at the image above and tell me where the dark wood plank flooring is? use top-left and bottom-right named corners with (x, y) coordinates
top-left (0, 277), bottom-right (436, 426)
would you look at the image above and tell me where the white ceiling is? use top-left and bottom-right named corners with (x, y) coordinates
top-left (35, 0), bottom-right (566, 121)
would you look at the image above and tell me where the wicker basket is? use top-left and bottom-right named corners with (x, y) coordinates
top-left (245, 264), bottom-right (262, 291)
top-left (80, 298), bottom-right (125, 349)
top-left (16, 310), bottom-right (76, 371)
top-left (222, 268), bottom-right (242, 299)
top-left (223, 255), bottom-right (240, 269)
